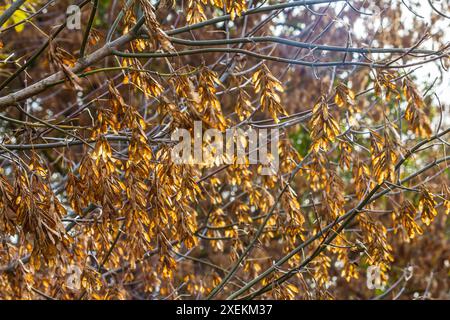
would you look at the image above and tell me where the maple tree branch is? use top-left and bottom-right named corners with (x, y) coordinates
top-left (168, 36), bottom-right (441, 55)
top-left (0, 0), bottom-right (54, 33)
top-left (79, 0), bottom-right (99, 58)
top-left (112, 48), bottom-right (448, 69)
top-left (0, 31), bottom-right (134, 108)
top-left (0, 0), bottom-right (26, 28)
top-left (0, 135), bottom-right (170, 151)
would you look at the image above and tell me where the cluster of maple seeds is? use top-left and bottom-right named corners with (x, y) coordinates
top-left (187, 0), bottom-right (247, 25)
top-left (0, 29), bottom-right (447, 297)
